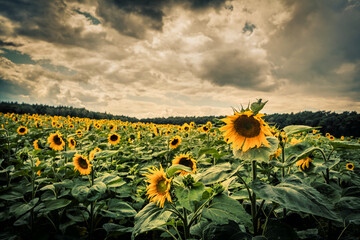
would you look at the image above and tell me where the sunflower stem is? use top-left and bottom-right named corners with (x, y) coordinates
top-left (251, 160), bottom-right (258, 235)
top-left (183, 207), bottom-right (189, 239)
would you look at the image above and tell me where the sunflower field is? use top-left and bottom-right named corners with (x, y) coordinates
top-left (0, 100), bottom-right (360, 240)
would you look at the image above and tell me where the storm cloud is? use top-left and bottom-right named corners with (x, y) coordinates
top-left (0, 0), bottom-right (359, 117)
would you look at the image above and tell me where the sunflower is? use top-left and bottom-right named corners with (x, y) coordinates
top-left (296, 157), bottom-right (313, 171)
top-left (172, 154), bottom-right (196, 175)
top-left (341, 136), bottom-right (344, 140)
top-left (73, 154), bottom-right (92, 175)
top-left (17, 126), bottom-right (28, 135)
top-left (94, 122), bottom-right (101, 129)
top-left (153, 126), bottom-right (160, 136)
top-left (69, 124), bottom-right (74, 129)
top-left (109, 124), bottom-right (117, 131)
top-left (190, 122), bottom-right (195, 128)
top-left (76, 129), bottom-right (83, 138)
top-left (206, 121), bottom-right (212, 128)
top-left (346, 163), bottom-right (354, 171)
top-left (328, 135), bottom-right (335, 141)
top-left (144, 165), bottom-right (172, 208)
top-left (169, 136), bottom-right (182, 149)
top-left (47, 131), bottom-right (65, 151)
top-left (89, 147), bottom-right (101, 161)
top-left (220, 110), bottom-right (272, 152)
top-left (108, 133), bottom-right (121, 145)
top-left (68, 137), bottom-right (77, 149)
top-left (202, 124), bottom-right (211, 133)
top-left (182, 123), bottom-right (190, 131)
top-left (312, 129), bottom-right (318, 134)
top-left (33, 139), bottom-right (43, 150)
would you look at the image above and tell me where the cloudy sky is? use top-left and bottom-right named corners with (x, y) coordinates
top-left (0, 0), bottom-right (359, 118)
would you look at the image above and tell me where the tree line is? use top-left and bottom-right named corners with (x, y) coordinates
top-left (1, 101), bottom-right (359, 137)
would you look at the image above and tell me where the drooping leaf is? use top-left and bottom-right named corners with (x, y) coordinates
top-left (202, 194), bottom-right (252, 228)
top-left (167, 164), bottom-right (192, 177)
top-left (44, 199), bottom-right (72, 211)
top-left (132, 203), bottom-right (172, 240)
top-left (197, 162), bottom-right (242, 185)
top-left (283, 125), bottom-right (320, 136)
top-left (251, 176), bottom-right (339, 221)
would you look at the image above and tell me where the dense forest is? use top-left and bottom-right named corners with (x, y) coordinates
top-left (1, 101), bottom-right (359, 137)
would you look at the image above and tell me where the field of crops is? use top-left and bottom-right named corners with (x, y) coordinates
top-left (0, 100), bottom-right (359, 240)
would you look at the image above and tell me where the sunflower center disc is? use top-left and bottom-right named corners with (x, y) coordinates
top-left (171, 139), bottom-right (178, 145)
top-left (179, 157), bottom-right (193, 169)
top-left (157, 180), bottom-right (167, 194)
top-left (53, 135), bottom-right (62, 145)
top-left (78, 158), bottom-right (88, 169)
top-left (234, 115), bottom-right (261, 138)
top-left (110, 135), bottom-right (118, 141)
top-left (19, 128), bottom-right (25, 133)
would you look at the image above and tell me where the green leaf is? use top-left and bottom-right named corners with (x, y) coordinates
top-left (106, 178), bottom-right (126, 188)
top-left (13, 198), bottom-right (39, 218)
top-left (94, 150), bottom-right (118, 160)
top-left (71, 185), bottom-right (90, 202)
top-left (0, 191), bottom-right (24, 200)
top-left (132, 203), bottom-right (172, 240)
top-left (103, 223), bottom-right (133, 235)
top-left (202, 194), bottom-right (251, 228)
top-left (167, 164), bottom-right (192, 177)
top-left (61, 150), bottom-right (77, 158)
top-left (283, 125), bottom-right (319, 136)
top-left (330, 141), bottom-right (360, 150)
top-left (175, 182), bottom-right (205, 211)
top-left (250, 98), bottom-right (268, 114)
top-left (233, 137), bottom-right (279, 162)
top-left (44, 199), bottom-right (72, 211)
top-left (197, 162), bottom-right (243, 185)
top-left (66, 208), bottom-right (89, 222)
top-left (335, 186), bottom-right (360, 224)
top-left (107, 199), bottom-right (137, 218)
top-left (198, 148), bottom-right (226, 160)
top-left (251, 176), bottom-right (339, 221)
top-left (88, 182), bottom-right (107, 201)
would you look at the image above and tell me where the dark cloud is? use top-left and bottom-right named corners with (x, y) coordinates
top-left (0, 40), bottom-right (22, 47)
top-left (266, 0), bottom-right (360, 98)
top-left (242, 22), bottom-right (256, 34)
top-left (197, 49), bottom-right (277, 91)
top-left (96, 0), bottom-right (227, 38)
top-left (0, 0), bottom-right (106, 48)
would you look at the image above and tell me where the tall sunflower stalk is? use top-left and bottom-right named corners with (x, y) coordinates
top-left (220, 99), bottom-right (272, 236)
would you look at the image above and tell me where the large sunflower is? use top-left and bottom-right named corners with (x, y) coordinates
top-left (73, 154), bottom-right (92, 175)
top-left (169, 136), bottom-right (182, 149)
top-left (47, 131), bottom-right (65, 151)
top-left (172, 154), bottom-right (196, 175)
top-left (220, 110), bottom-right (271, 152)
top-left (17, 126), bottom-right (28, 135)
top-left (68, 137), bottom-right (77, 149)
top-left (108, 133), bottom-right (121, 145)
top-left (144, 165), bottom-right (172, 208)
